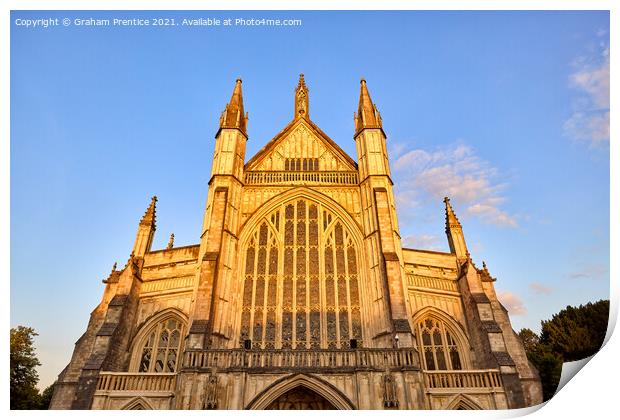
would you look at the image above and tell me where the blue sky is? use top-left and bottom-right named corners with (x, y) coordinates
top-left (10, 10), bottom-right (609, 389)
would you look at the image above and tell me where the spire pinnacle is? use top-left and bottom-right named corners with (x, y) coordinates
top-left (444, 196), bottom-right (461, 230)
top-left (219, 78), bottom-right (248, 135)
top-left (444, 197), bottom-right (468, 257)
top-left (355, 78), bottom-right (383, 135)
top-left (140, 196), bottom-right (157, 229)
top-left (294, 73), bottom-right (309, 119)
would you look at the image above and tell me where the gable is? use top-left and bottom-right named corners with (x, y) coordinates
top-left (245, 118), bottom-right (358, 172)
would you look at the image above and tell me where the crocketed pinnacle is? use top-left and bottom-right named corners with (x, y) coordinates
top-left (355, 78), bottom-right (383, 134)
top-left (139, 196), bottom-right (157, 229)
top-left (219, 78), bottom-right (248, 135)
top-left (294, 73), bottom-right (309, 119)
top-left (444, 197), bottom-right (461, 231)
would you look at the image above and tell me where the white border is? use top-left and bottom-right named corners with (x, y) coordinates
top-left (3, 2), bottom-right (616, 419)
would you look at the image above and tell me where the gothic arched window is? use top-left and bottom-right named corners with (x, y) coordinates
top-left (417, 317), bottom-right (462, 371)
top-left (136, 317), bottom-right (185, 373)
top-left (239, 198), bottom-right (362, 350)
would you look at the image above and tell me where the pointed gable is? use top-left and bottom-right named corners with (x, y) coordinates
top-left (245, 74), bottom-right (357, 172)
top-left (245, 117), bottom-right (357, 172)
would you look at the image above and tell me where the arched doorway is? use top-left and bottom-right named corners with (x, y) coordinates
top-left (266, 386), bottom-right (336, 410)
top-left (246, 373), bottom-right (355, 409)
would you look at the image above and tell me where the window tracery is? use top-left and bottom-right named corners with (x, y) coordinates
top-left (240, 199), bottom-right (362, 349)
top-left (417, 317), bottom-right (462, 370)
top-left (136, 317), bottom-right (185, 373)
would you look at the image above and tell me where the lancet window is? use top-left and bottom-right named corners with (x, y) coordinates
top-left (284, 158), bottom-right (319, 171)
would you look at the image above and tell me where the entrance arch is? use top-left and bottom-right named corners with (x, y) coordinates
top-left (247, 373), bottom-right (355, 410)
top-left (266, 386), bottom-right (335, 410)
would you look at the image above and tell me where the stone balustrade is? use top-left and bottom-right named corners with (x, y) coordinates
top-left (184, 348), bottom-right (419, 372)
top-left (423, 369), bottom-right (503, 390)
top-left (244, 171), bottom-right (359, 185)
top-left (96, 372), bottom-right (177, 392)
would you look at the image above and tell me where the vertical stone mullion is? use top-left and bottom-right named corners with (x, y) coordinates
top-left (263, 237), bottom-right (271, 347)
top-left (431, 325), bottom-right (439, 370)
top-left (249, 235), bottom-right (258, 344)
top-left (332, 228), bottom-right (340, 348)
top-left (283, 205), bottom-right (294, 350)
top-left (276, 208), bottom-right (284, 349)
top-left (318, 204), bottom-right (327, 348)
top-left (261, 241), bottom-right (269, 347)
top-left (149, 324), bottom-right (160, 373)
top-left (305, 200), bottom-right (311, 347)
top-left (292, 203), bottom-right (298, 348)
top-left (344, 232), bottom-right (353, 343)
top-left (441, 324), bottom-right (451, 370)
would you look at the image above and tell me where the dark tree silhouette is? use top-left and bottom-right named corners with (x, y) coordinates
top-left (38, 382), bottom-right (56, 409)
top-left (519, 299), bottom-right (609, 402)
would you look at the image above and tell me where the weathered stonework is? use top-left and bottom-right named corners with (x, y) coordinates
top-left (50, 75), bottom-right (542, 410)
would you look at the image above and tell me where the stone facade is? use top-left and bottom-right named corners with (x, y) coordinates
top-left (49, 75), bottom-right (542, 410)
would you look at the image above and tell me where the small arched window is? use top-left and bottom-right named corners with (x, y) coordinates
top-left (137, 317), bottom-right (185, 373)
top-left (417, 317), bottom-right (462, 371)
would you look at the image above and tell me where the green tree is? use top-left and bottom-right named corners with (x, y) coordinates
top-left (517, 328), bottom-right (539, 354)
top-left (38, 382), bottom-right (56, 409)
top-left (519, 299), bottom-right (609, 402)
top-left (10, 326), bottom-right (42, 409)
top-left (541, 300), bottom-right (609, 361)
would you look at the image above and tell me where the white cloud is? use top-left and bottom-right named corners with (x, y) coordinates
top-left (564, 43), bottom-right (610, 146)
top-left (497, 291), bottom-right (527, 316)
top-left (401, 234), bottom-right (441, 250)
top-left (393, 142), bottom-right (517, 228)
top-left (570, 48), bottom-right (609, 109)
top-left (529, 282), bottom-right (553, 295)
top-left (563, 111), bottom-right (610, 145)
top-left (467, 203), bottom-right (518, 228)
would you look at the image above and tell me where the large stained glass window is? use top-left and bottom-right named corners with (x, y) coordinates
top-left (240, 199), bottom-right (362, 349)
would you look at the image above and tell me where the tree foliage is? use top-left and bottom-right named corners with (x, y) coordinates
top-left (517, 328), bottom-right (539, 354)
top-left (519, 299), bottom-right (609, 402)
top-left (541, 300), bottom-right (609, 361)
top-left (10, 326), bottom-right (41, 409)
top-left (10, 326), bottom-right (53, 410)
top-left (39, 382), bottom-right (56, 409)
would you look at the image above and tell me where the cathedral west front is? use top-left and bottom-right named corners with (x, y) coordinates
top-left (50, 75), bottom-right (542, 410)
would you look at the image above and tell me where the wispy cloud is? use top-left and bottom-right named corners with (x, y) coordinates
top-left (564, 40), bottom-right (609, 147)
top-left (392, 142), bottom-right (517, 227)
top-left (497, 291), bottom-right (527, 316)
top-left (529, 282), bottom-right (553, 295)
top-left (569, 263), bottom-right (608, 281)
top-left (401, 234), bottom-right (441, 250)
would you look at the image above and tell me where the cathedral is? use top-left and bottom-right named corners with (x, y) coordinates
top-left (50, 75), bottom-right (542, 410)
